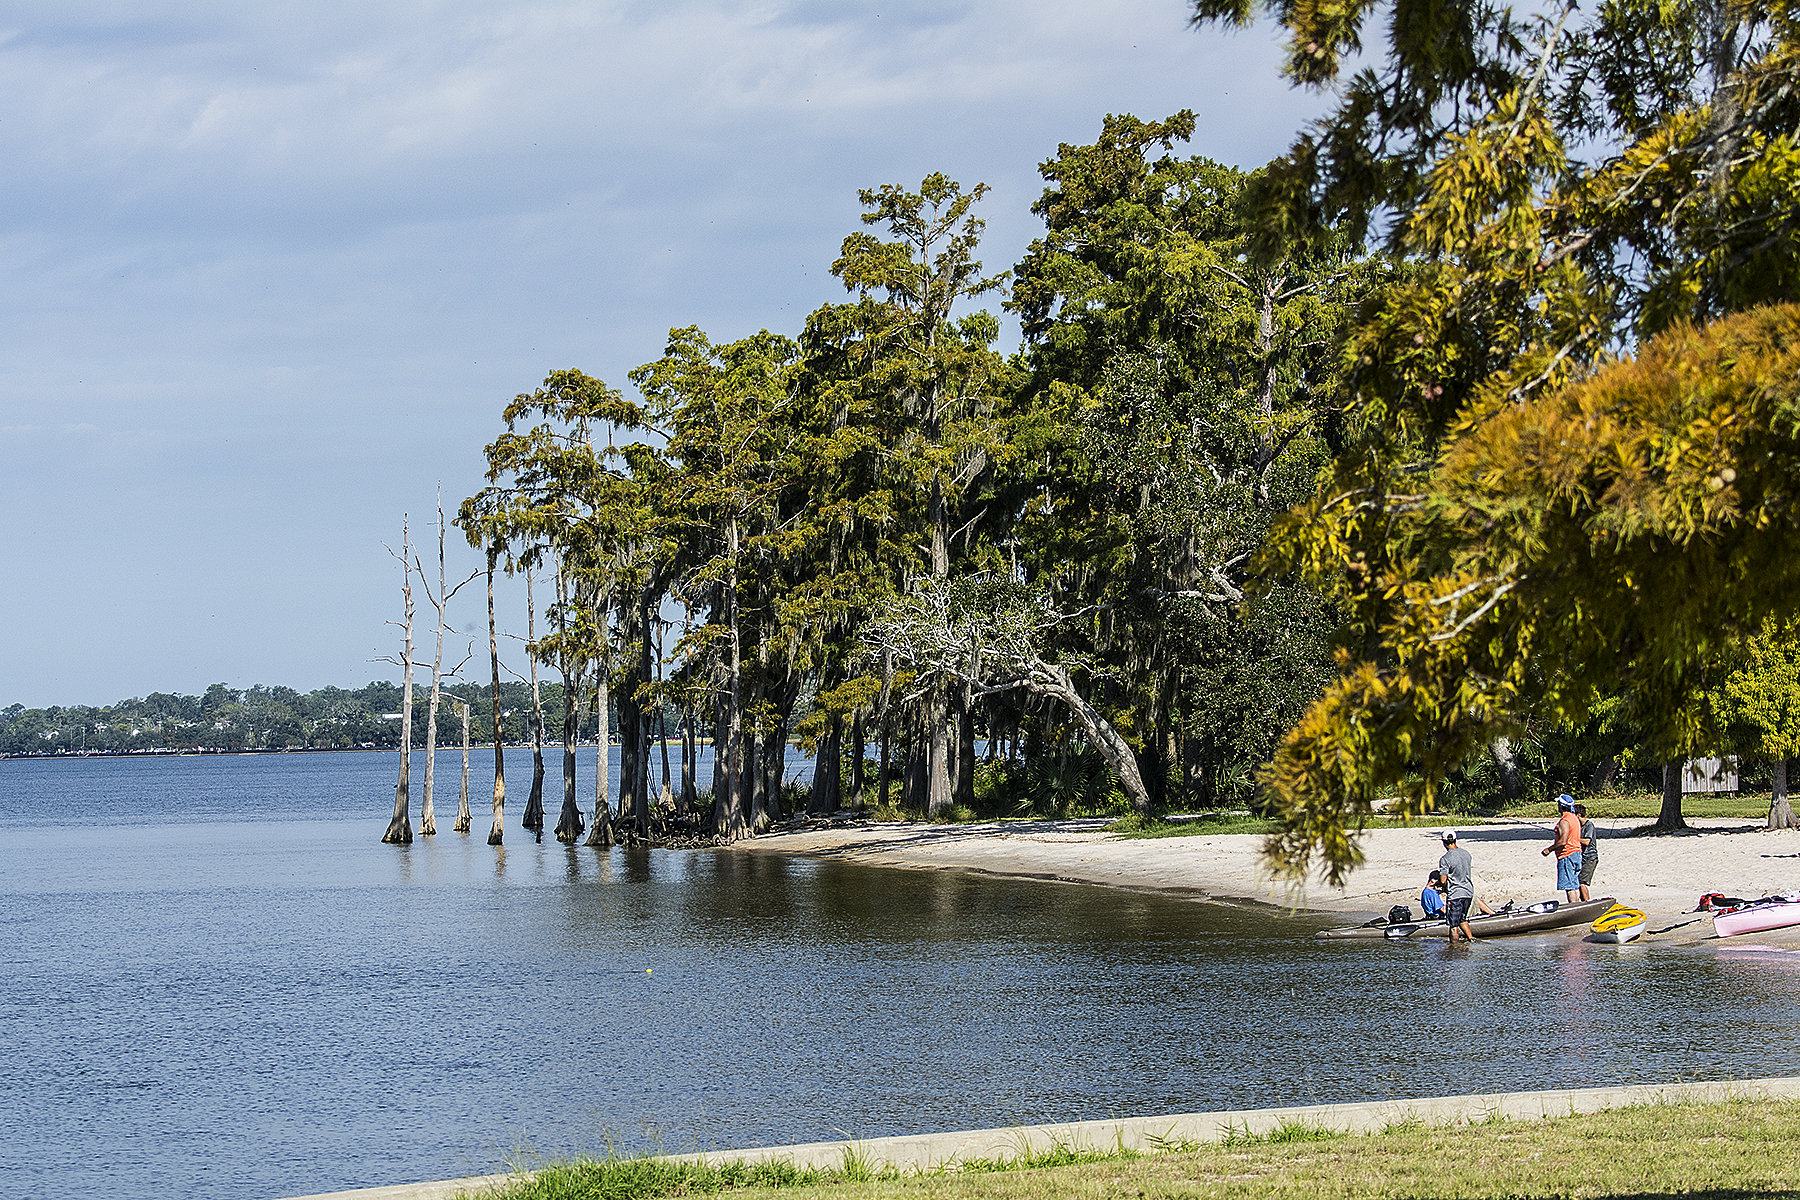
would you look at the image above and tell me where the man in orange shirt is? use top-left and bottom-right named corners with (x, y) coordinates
top-left (1540, 793), bottom-right (1584, 903)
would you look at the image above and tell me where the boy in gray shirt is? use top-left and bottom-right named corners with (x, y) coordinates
top-left (1438, 830), bottom-right (1476, 944)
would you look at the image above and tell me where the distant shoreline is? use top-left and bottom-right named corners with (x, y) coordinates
top-left (0, 741), bottom-right (633, 761)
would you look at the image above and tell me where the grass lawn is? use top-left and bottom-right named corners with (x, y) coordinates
top-left (1503, 792), bottom-right (1773, 821)
top-left (476, 1097), bottom-right (1800, 1199)
top-left (1108, 789), bottom-right (1775, 839)
top-left (1109, 812), bottom-right (1468, 839)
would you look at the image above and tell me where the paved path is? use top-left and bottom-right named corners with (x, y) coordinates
top-left (279, 1075), bottom-right (1800, 1200)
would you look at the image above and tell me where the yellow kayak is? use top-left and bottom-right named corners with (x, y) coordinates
top-left (1591, 904), bottom-right (1647, 943)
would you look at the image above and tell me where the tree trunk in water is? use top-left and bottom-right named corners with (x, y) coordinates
top-left (383, 518), bottom-right (416, 846)
top-left (1771, 758), bottom-right (1797, 830)
top-left (634, 591), bottom-right (655, 837)
top-left (485, 551), bottom-right (505, 846)
top-left (1656, 761), bottom-right (1690, 831)
top-left (681, 709), bottom-right (697, 813)
top-left (454, 699), bottom-right (472, 832)
top-left (523, 572), bottom-right (548, 835)
top-left (1591, 755), bottom-right (1620, 793)
top-left (1488, 736), bottom-right (1522, 803)
top-left (618, 695), bottom-right (640, 838)
top-left (711, 698), bottom-right (727, 824)
top-left (658, 700), bottom-right (673, 807)
top-left (522, 706), bottom-right (545, 835)
top-left (553, 662), bottom-right (585, 843)
top-left (585, 668), bottom-right (614, 847)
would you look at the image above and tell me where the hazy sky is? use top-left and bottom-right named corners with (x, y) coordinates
top-left (0, 1), bottom-right (1327, 707)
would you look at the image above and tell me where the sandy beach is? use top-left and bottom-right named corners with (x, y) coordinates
top-left (737, 814), bottom-right (1800, 944)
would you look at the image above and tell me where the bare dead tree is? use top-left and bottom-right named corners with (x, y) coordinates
top-left (379, 517), bottom-right (417, 845)
top-left (419, 489), bottom-right (480, 837)
top-left (485, 546), bottom-right (506, 846)
top-left (452, 695), bottom-right (474, 832)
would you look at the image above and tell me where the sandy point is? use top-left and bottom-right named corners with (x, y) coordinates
top-left (734, 814), bottom-right (1800, 945)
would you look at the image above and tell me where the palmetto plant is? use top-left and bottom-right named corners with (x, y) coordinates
top-left (1022, 747), bottom-right (1112, 817)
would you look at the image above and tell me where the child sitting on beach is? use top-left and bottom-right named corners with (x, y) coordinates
top-left (1421, 871), bottom-right (1447, 918)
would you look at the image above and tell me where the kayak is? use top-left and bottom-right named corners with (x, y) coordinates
top-left (1316, 897), bottom-right (1618, 940)
top-left (1713, 899), bottom-right (1800, 938)
top-left (1590, 905), bottom-right (1647, 943)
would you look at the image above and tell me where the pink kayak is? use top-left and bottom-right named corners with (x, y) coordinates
top-left (1713, 900), bottom-right (1800, 938)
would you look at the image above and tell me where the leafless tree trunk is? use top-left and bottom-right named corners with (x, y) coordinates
top-left (1772, 758), bottom-right (1797, 829)
top-left (1591, 755), bottom-right (1620, 793)
top-left (418, 491), bottom-right (476, 837)
top-left (485, 549), bottom-right (506, 846)
top-left (453, 697), bottom-right (473, 832)
top-left (382, 517), bottom-right (416, 845)
top-left (523, 569), bottom-right (547, 837)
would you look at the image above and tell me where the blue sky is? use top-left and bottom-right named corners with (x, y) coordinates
top-left (0, 1), bottom-right (1327, 706)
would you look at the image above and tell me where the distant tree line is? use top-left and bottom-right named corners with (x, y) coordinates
top-left (0, 681), bottom-right (627, 756)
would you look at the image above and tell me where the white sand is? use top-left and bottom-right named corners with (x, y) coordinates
top-left (736, 814), bottom-right (1800, 944)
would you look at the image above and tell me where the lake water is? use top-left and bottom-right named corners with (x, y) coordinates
top-left (2, 751), bottom-right (1796, 1200)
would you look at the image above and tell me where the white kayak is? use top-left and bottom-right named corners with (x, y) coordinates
top-left (1590, 905), bottom-right (1646, 943)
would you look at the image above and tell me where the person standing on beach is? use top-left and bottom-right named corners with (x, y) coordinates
top-left (1542, 794), bottom-right (1584, 903)
top-left (1575, 804), bottom-right (1599, 903)
top-left (1438, 831), bottom-right (1476, 944)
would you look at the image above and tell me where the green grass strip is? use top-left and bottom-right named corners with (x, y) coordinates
top-left (471, 1097), bottom-right (1800, 1200)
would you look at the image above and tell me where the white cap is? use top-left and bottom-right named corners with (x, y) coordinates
top-left (1441, 829), bottom-right (1458, 843)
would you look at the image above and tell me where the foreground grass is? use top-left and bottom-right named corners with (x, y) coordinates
top-left (476, 1097), bottom-right (1800, 1200)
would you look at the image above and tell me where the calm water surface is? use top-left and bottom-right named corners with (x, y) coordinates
top-left (1, 752), bottom-right (1796, 1200)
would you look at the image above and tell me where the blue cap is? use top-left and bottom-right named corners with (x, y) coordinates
top-left (1557, 794), bottom-right (1575, 809)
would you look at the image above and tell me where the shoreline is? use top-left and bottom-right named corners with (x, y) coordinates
top-left (733, 814), bottom-right (1800, 944)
